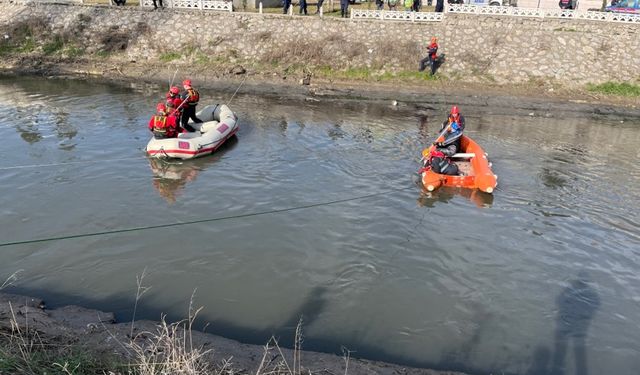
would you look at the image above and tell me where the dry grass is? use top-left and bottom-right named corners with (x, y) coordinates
top-left (0, 270), bottom-right (22, 290)
top-left (128, 312), bottom-right (217, 375)
top-left (0, 270), bottom-right (348, 375)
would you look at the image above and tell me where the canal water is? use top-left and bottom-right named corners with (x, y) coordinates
top-left (0, 76), bottom-right (638, 375)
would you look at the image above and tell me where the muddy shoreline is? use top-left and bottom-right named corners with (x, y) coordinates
top-left (0, 291), bottom-right (468, 375)
top-left (1, 57), bottom-right (639, 119)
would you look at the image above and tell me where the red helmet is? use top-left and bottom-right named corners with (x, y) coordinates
top-left (450, 106), bottom-right (460, 115)
top-left (156, 103), bottom-right (166, 113)
top-left (182, 79), bottom-right (192, 87)
top-left (169, 86), bottom-right (180, 95)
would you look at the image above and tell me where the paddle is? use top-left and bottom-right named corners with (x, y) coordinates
top-left (421, 122), bottom-right (451, 162)
top-left (169, 68), bottom-right (179, 90)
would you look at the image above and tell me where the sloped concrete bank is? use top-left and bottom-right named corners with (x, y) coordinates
top-left (0, 292), bottom-right (468, 374)
top-left (0, 2), bottom-right (638, 90)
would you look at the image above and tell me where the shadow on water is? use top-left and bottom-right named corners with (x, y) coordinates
top-left (147, 136), bottom-right (238, 203)
top-left (526, 271), bottom-right (600, 375)
top-left (8, 281), bottom-right (511, 375)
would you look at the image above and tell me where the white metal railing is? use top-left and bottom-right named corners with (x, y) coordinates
top-left (139, 0), bottom-right (232, 12)
top-left (351, 9), bottom-right (445, 22)
top-left (446, 4), bottom-right (640, 23)
top-left (16, 0), bottom-right (83, 4)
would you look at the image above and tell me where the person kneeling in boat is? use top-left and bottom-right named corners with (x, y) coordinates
top-left (148, 103), bottom-right (179, 139)
top-left (423, 149), bottom-right (459, 176)
top-left (435, 105), bottom-right (465, 157)
top-left (166, 86), bottom-right (191, 131)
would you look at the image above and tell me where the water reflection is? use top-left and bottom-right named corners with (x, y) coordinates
top-left (147, 137), bottom-right (238, 203)
top-left (417, 187), bottom-right (494, 208)
top-left (149, 158), bottom-right (203, 204)
top-left (539, 144), bottom-right (589, 190)
top-left (13, 105), bottom-right (76, 148)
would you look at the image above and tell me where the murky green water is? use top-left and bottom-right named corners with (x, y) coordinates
top-left (0, 76), bottom-right (639, 375)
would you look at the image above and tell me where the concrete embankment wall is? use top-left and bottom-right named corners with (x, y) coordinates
top-left (0, 3), bottom-right (638, 86)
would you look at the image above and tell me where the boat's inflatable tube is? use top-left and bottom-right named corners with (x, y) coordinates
top-left (146, 104), bottom-right (238, 159)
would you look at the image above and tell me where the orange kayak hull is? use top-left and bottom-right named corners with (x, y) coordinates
top-left (421, 135), bottom-right (497, 194)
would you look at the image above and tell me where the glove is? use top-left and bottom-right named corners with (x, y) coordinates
top-left (433, 142), bottom-right (444, 148)
top-left (451, 122), bottom-right (460, 132)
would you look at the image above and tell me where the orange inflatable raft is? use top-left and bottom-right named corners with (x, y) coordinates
top-left (420, 135), bottom-right (497, 194)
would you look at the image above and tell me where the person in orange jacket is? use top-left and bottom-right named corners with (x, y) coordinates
top-left (148, 103), bottom-right (179, 139)
top-left (165, 86), bottom-right (192, 132)
top-left (419, 36), bottom-right (439, 75)
top-left (180, 79), bottom-right (202, 132)
top-left (434, 105), bottom-right (465, 156)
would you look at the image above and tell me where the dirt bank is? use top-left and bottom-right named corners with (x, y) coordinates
top-left (1, 55), bottom-right (640, 119)
top-left (0, 292), bottom-right (468, 375)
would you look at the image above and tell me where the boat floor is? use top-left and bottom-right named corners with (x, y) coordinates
top-left (454, 161), bottom-right (474, 176)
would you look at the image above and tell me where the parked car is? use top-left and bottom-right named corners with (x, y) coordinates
top-left (605, 0), bottom-right (640, 13)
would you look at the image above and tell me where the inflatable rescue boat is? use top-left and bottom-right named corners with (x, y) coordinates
top-left (420, 135), bottom-right (497, 194)
top-left (146, 104), bottom-right (238, 159)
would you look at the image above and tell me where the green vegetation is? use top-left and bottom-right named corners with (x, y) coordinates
top-left (312, 65), bottom-right (441, 83)
top-left (159, 52), bottom-right (181, 62)
top-left (43, 35), bottom-right (64, 55)
top-left (587, 82), bottom-right (640, 97)
top-left (65, 46), bottom-right (85, 58)
top-left (0, 345), bottom-right (114, 375)
top-left (553, 27), bottom-right (578, 32)
top-left (377, 70), bottom-right (441, 82)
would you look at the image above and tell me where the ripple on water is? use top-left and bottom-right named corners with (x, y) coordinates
top-left (1, 77), bottom-right (640, 375)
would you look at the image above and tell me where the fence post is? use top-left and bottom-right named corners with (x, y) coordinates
top-left (289, 3), bottom-right (293, 15)
top-left (259, 1), bottom-right (262, 13)
top-left (199, 0), bottom-right (203, 10)
top-left (320, 6), bottom-right (323, 17)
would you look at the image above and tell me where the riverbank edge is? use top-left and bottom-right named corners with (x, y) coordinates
top-left (0, 291), bottom-right (470, 375)
top-left (1, 56), bottom-right (640, 118)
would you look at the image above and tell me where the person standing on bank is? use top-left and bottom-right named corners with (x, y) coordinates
top-left (283, 0), bottom-right (292, 14)
top-left (180, 79), bottom-right (202, 132)
top-left (435, 0), bottom-right (444, 12)
top-left (152, 0), bottom-right (163, 10)
top-left (340, 0), bottom-right (349, 17)
top-left (419, 36), bottom-right (439, 75)
top-left (300, 0), bottom-right (308, 15)
top-left (316, 0), bottom-right (325, 13)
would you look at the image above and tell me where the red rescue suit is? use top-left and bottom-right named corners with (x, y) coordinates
top-left (428, 41), bottom-right (438, 60)
top-left (148, 113), bottom-right (179, 138)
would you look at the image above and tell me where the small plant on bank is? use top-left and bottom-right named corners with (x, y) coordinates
top-left (587, 82), bottom-right (640, 97)
top-left (43, 35), bottom-right (64, 55)
top-left (160, 51), bottom-right (182, 62)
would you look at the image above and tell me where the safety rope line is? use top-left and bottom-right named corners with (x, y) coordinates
top-left (0, 186), bottom-right (413, 248)
top-left (0, 157), bottom-right (143, 171)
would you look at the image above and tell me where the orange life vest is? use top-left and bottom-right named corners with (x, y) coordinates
top-left (185, 88), bottom-right (199, 106)
top-left (152, 115), bottom-right (168, 135)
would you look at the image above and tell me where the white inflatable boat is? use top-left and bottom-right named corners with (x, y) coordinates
top-left (146, 104), bottom-right (238, 159)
